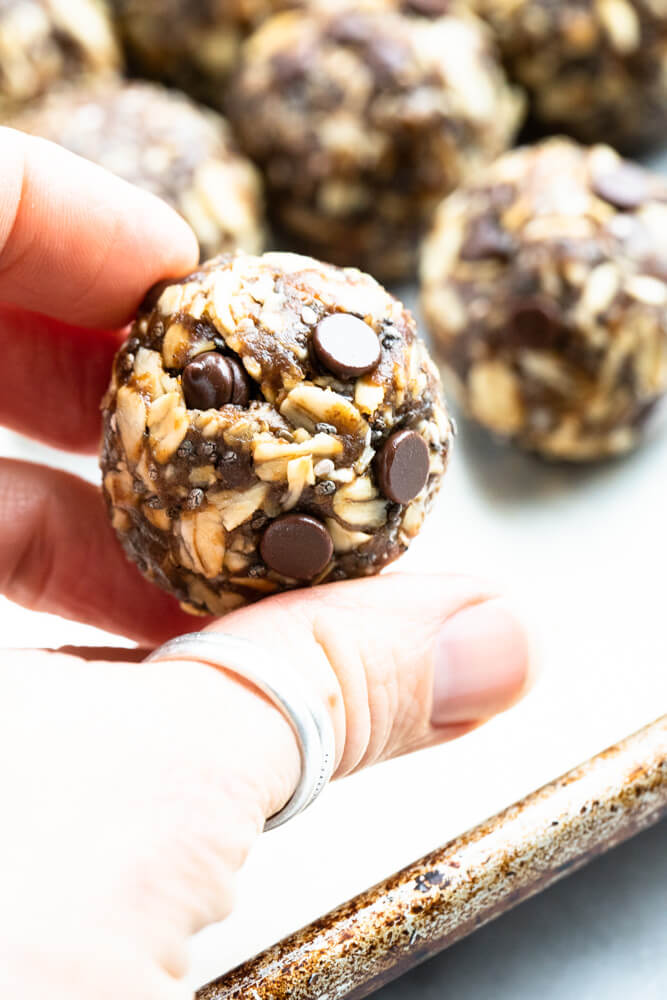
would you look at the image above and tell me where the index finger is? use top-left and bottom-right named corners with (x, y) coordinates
top-left (0, 127), bottom-right (199, 329)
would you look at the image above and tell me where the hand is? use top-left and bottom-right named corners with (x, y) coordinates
top-left (0, 127), bottom-right (530, 1000)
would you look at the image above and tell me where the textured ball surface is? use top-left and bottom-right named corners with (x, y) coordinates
top-left (473, 0), bottom-right (667, 150)
top-left (101, 252), bottom-right (453, 616)
top-left (228, 2), bottom-right (524, 280)
top-left (110, 0), bottom-right (299, 100)
top-left (0, 0), bottom-right (120, 113)
top-left (9, 79), bottom-right (265, 260)
top-left (421, 139), bottom-right (667, 461)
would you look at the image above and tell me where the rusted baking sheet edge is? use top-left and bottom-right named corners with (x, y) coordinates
top-left (199, 715), bottom-right (667, 1000)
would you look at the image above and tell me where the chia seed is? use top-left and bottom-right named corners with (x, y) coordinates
top-left (186, 488), bottom-right (204, 509)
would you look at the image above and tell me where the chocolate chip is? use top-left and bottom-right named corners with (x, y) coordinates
top-left (376, 430), bottom-right (429, 504)
top-left (460, 217), bottom-right (515, 261)
top-left (181, 352), bottom-right (250, 410)
top-left (260, 514), bottom-right (334, 581)
top-left (313, 314), bottom-right (381, 379)
top-left (506, 300), bottom-right (563, 350)
top-left (592, 163), bottom-right (649, 211)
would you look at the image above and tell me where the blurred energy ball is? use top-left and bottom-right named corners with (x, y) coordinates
top-left (0, 0), bottom-right (120, 114)
top-left (472, 0), bottom-right (667, 151)
top-left (110, 0), bottom-right (302, 102)
top-left (9, 79), bottom-right (266, 260)
top-left (228, 1), bottom-right (524, 281)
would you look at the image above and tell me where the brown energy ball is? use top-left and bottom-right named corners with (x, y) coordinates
top-left (101, 251), bottom-right (453, 616)
top-left (421, 139), bottom-right (667, 461)
top-left (10, 79), bottom-right (265, 260)
top-left (472, 0), bottom-right (667, 151)
top-left (110, 0), bottom-right (299, 101)
top-left (227, 3), bottom-right (524, 281)
top-left (0, 0), bottom-right (120, 114)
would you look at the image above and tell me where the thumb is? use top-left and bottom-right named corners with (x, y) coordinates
top-left (211, 571), bottom-right (530, 782)
top-left (138, 572), bottom-right (529, 945)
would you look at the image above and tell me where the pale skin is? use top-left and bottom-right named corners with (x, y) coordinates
top-left (0, 127), bottom-right (531, 999)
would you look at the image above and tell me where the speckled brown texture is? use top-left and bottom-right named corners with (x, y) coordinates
top-left (110, 0), bottom-right (301, 101)
top-left (197, 714), bottom-right (667, 1000)
top-left (472, 0), bottom-right (667, 151)
top-left (421, 138), bottom-right (667, 461)
top-left (227, 2), bottom-right (524, 280)
top-left (8, 78), bottom-right (265, 261)
top-left (101, 251), bottom-right (452, 616)
top-left (0, 0), bottom-right (121, 114)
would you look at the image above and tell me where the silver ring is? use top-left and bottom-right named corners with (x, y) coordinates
top-left (145, 632), bottom-right (336, 831)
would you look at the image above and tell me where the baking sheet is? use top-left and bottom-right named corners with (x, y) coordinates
top-left (1, 151), bottom-right (666, 993)
top-left (197, 715), bottom-right (667, 999)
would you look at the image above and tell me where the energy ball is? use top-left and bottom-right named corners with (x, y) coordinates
top-left (110, 0), bottom-right (299, 101)
top-left (101, 251), bottom-right (452, 616)
top-left (472, 0), bottom-right (667, 150)
top-left (0, 0), bottom-right (120, 114)
top-left (227, 3), bottom-right (524, 281)
top-left (9, 79), bottom-right (264, 260)
top-left (421, 139), bottom-right (667, 461)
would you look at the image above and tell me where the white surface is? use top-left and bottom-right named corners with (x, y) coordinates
top-left (377, 817), bottom-right (667, 999)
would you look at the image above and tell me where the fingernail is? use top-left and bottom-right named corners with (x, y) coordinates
top-left (431, 599), bottom-right (529, 726)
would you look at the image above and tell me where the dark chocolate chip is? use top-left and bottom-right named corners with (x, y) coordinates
top-left (592, 163), bottom-right (649, 211)
top-left (181, 352), bottom-right (250, 410)
top-left (260, 514), bottom-right (334, 581)
top-left (313, 314), bottom-right (381, 379)
top-left (376, 429), bottom-right (429, 504)
top-left (506, 299), bottom-right (564, 350)
top-left (460, 217), bottom-right (515, 261)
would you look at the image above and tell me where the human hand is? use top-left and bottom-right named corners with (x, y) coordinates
top-left (0, 127), bottom-right (530, 999)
